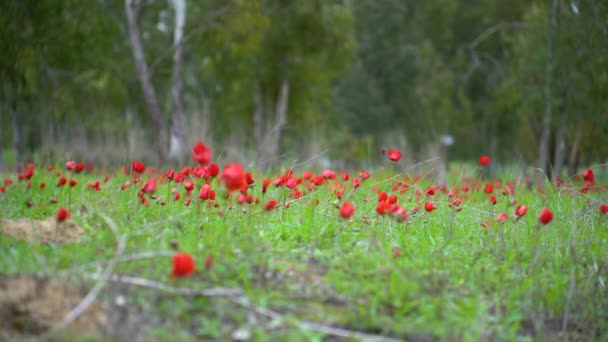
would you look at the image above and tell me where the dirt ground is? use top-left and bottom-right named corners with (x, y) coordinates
top-left (0, 217), bottom-right (84, 244)
top-left (0, 276), bottom-right (107, 341)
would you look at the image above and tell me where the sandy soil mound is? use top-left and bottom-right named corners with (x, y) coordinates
top-left (0, 276), bottom-right (107, 340)
top-left (0, 217), bottom-right (84, 244)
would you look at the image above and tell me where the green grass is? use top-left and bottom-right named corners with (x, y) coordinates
top-left (1, 164), bottom-right (607, 341)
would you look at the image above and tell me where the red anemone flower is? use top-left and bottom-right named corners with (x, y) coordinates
top-left (262, 178), bottom-right (271, 194)
top-left (56, 207), bottom-right (70, 222)
top-left (424, 202), bottom-right (437, 213)
top-left (484, 183), bottom-right (493, 194)
top-left (166, 169), bottom-right (175, 181)
top-left (264, 199), bottom-right (278, 211)
top-left (515, 205), bottom-right (528, 218)
top-left (132, 161), bottom-right (146, 174)
top-left (339, 201), bottom-right (355, 219)
top-left (538, 208), bottom-right (554, 225)
top-left (479, 155), bottom-right (491, 166)
top-left (192, 141), bottom-right (212, 166)
top-left (73, 163), bottom-right (86, 174)
top-left (388, 149), bottom-right (402, 162)
top-left (221, 163), bottom-right (246, 192)
top-left (141, 178), bottom-right (157, 194)
top-left (600, 204), bottom-right (608, 215)
top-left (582, 168), bottom-right (594, 183)
top-left (496, 212), bottom-right (509, 223)
top-left (171, 252), bottom-right (196, 277)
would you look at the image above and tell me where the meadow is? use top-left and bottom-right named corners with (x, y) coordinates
top-left (1, 142), bottom-right (607, 341)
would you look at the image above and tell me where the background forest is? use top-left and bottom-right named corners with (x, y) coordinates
top-left (1, 0), bottom-right (607, 177)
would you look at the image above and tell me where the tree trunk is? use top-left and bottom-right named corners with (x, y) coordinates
top-left (12, 100), bottom-right (23, 166)
top-left (253, 78), bottom-right (265, 170)
top-left (125, 0), bottom-right (167, 163)
top-left (268, 77), bottom-right (290, 169)
top-left (567, 124), bottom-right (582, 178)
top-left (168, 0), bottom-right (186, 163)
top-left (0, 106), bottom-right (4, 170)
top-left (536, 0), bottom-right (559, 189)
top-left (552, 116), bottom-right (566, 181)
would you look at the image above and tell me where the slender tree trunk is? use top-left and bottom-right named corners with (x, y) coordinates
top-left (125, 0), bottom-right (167, 162)
top-left (567, 123), bottom-right (583, 178)
top-left (168, 0), bottom-right (186, 163)
top-left (268, 77), bottom-right (290, 169)
top-left (253, 78), bottom-right (265, 170)
top-left (552, 115), bottom-right (566, 181)
top-left (536, 0), bottom-right (559, 188)
top-left (0, 106), bottom-right (5, 170)
top-left (12, 100), bottom-right (23, 166)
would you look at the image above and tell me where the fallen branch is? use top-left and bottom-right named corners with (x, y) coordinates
top-left (88, 272), bottom-right (405, 341)
top-left (47, 213), bottom-right (127, 335)
top-left (99, 273), bottom-right (244, 298)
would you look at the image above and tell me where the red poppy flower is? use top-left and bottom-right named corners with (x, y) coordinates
top-left (424, 202), bottom-right (436, 212)
top-left (198, 184), bottom-right (211, 200)
top-left (359, 170), bottom-right (371, 180)
top-left (66, 160), bottom-right (76, 170)
top-left (184, 180), bottom-right (194, 192)
top-left (39, 182), bottom-right (46, 189)
top-left (221, 163), bottom-right (246, 192)
top-left (56, 207), bottom-right (70, 222)
top-left (496, 212), bottom-right (509, 223)
top-left (392, 206), bottom-right (408, 222)
top-left (339, 201), bottom-right (355, 219)
top-left (141, 178), bottom-right (157, 194)
top-left (285, 177), bottom-right (299, 189)
top-left (515, 205), bottom-right (528, 218)
top-left (600, 204), bottom-right (608, 215)
top-left (479, 155), bottom-right (491, 166)
top-left (312, 175), bottom-right (324, 186)
top-left (208, 163), bottom-right (219, 177)
top-left (264, 199), bottom-right (278, 211)
top-left (184, 198), bottom-right (191, 206)
top-left (388, 149), bottom-right (402, 162)
top-left (376, 201), bottom-right (392, 215)
top-left (489, 195), bottom-right (497, 205)
top-left (484, 183), bottom-right (493, 194)
top-left (192, 141), bottom-right (212, 166)
top-left (72, 163), bottom-right (85, 174)
top-left (69, 179), bottom-right (77, 187)
top-left (322, 170), bottom-right (336, 179)
top-left (582, 168), bottom-right (594, 183)
top-left (132, 161), bottom-right (146, 174)
top-left (166, 169), bottom-right (175, 180)
top-left (262, 178), bottom-right (271, 194)
top-left (23, 169), bottom-right (34, 180)
top-left (342, 172), bottom-right (350, 181)
top-left (538, 208), bottom-right (553, 225)
top-left (172, 252), bottom-right (196, 277)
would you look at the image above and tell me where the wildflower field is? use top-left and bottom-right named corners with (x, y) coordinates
top-left (1, 142), bottom-right (607, 341)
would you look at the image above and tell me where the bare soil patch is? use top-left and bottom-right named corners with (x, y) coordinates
top-left (0, 217), bottom-right (84, 244)
top-left (0, 276), bottom-right (107, 341)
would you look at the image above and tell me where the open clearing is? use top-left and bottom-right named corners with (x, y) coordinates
top-left (1, 158), bottom-right (607, 341)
